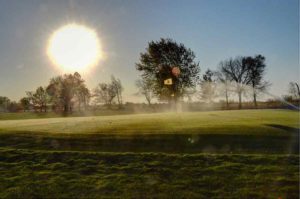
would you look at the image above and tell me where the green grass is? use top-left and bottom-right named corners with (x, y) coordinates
top-left (0, 149), bottom-right (298, 199)
top-left (0, 109), bottom-right (299, 198)
top-left (0, 109), bottom-right (298, 153)
top-left (0, 109), bottom-right (136, 121)
top-left (0, 109), bottom-right (298, 135)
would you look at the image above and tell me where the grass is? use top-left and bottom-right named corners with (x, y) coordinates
top-left (0, 109), bottom-right (298, 135)
top-left (0, 109), bottom-right (299, 198)
top-left (0, 109), bottom-right (136, 121)
top-left (0, 149), bottom-right (298, 199)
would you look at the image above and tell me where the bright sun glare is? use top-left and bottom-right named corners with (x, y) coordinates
top-left (47, 23), bottom-right (102, 72)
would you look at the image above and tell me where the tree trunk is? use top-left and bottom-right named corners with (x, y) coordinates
top-left (238, 91), bottom-right (242, 109)
top-left (168, 95), bottom-right (176, 110)
top-left (84, 96), bottom-right (87, 111)
top-left (64, 103), bottom-right (68, 113)
top-left (117, 92), bottom-right (122, 108)
top-left (147, 100), bottom-right (151, 106)
top-left (78, 100), bottom-right (81, 112)
top-left (295, 83), bottom-right (300, 99)
top-left (253, 91), bottom-right (257, 108)
top-left (225, 89), bottom-right (229, 109)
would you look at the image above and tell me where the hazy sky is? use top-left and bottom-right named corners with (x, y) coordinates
top-left (0, 0), bottom-right (298, 102)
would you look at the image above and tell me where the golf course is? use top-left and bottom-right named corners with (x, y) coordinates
top-left (0, 109), bottom-right (299, 198)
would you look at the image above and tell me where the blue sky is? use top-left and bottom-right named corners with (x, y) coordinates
top-left (0, 0), bottom-right (298, 102)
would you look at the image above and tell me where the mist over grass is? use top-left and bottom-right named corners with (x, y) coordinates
top-left (0, 110), bottom-right (298, 135)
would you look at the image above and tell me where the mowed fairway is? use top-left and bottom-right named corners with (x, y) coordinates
top-left (0, 109), bottom-right (299, 135)
top-left (0, 109), bottom-right (299, 198)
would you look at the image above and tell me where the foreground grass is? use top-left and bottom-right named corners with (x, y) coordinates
top-left (0, 148), bottom-right (298, 199)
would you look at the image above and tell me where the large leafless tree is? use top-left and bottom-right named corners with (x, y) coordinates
top-left (220, 57), bottom-right (250, 109)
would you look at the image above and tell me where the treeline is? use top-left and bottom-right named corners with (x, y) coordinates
top-left (198, 55), bottom-right (270, 109)
top-left (0, 38), bottom-right (299, 113)
top-left (0, 73), bottom-right (123, 113)
top-left (135, 38), bottom-right (299, 109)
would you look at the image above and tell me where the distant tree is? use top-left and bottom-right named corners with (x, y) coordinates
top-left (215, 70), bottom-right (232, 108)
top-left (220, 57), bottom-right (250, 109)
top-left (244, 55), bottom-right (270, 107)
top-left (136, 38), bottom-right (200, 104)
top-left (288, 82), bottom-right (300, 100)
top-left (7, 101), bottom-right (21, 112)
top-left (27, 87), bottom-right (49, 112)
top-left (136, 78), bottom-right (154, 105)
top-left (183, 88), bottom-right (197, 103)
top-left (46, 76), bottom-right (63, 111)
top-left (199, 69), bottom-right (216, 103)
top-left (94, 83), bottom-right (116, 108)
top-left (111, 75), bottom-right (123, 108)
top-left (76, 84), bottom-right (90, 111)
top-left (46, 72), bottom-right (88, 113)
top-left (20, 97), bottom-right (31, 112)
top-left (94, 76), bottom-right (123, 109)
top-left (94, 83), bottom-right (109, 106)
top-left (0, 96), bottom-right (10, 112)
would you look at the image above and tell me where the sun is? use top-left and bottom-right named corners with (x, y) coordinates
top-left (47, 23), bottom-right (102, 72)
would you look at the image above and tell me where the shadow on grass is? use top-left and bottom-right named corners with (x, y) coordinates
top-left (265, 124), bottom-right (299, 133)
top-left (0, 131), bottom-right (298, 154)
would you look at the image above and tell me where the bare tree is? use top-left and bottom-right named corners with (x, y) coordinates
top-left (94, 83), bottom-right (116, 108)
top-left (111, 75), bottom-right (123, 108)
top-left (288, 82), bottom-right (300, 100)
top-left (220, 57), bottom-right (250, 109)
top-left (199, 69), bottom-right (216, 103)
top-left (136, 78), bottom-right (154, 105)
top-left (215, 70), bottom-right (232, 108)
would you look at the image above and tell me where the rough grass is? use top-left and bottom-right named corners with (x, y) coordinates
top-left (0, 149), bottom-right (299, 199)
top-left (0, 109), bottom-right (299, 198)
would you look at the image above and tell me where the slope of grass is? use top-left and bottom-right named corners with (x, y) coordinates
top-left (0, 110), bottom-right (298, 154)
top-left (0, 109), bottom-right (298, 135)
